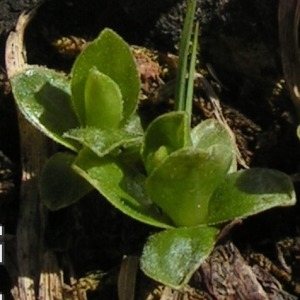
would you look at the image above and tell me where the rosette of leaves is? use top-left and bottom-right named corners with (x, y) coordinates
top-left (10, 28), bottom-right (296, 289)
top-left (73, 109), bottom-right (295, 288)
top-left (10, 28), bottom-right (143, 210)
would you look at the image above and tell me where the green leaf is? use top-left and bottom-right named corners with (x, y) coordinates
top-left (73, 148), bottom-right (173, 228)
top-left (141, 226), bottom-right (219, 289)
top-left (191, 119), bottom-right (237, 172)
top-left (141, 112), bottom-right (191, 174)
top-left (146, 146), bottom-right (232, 227)
top-left (64, 114), bottom-right (143, 157)
top-left (71, 28), bottom-right (140, 125)
top-left (64, 127), bottom-right (142, 157)
top-left (208, 168), bottom-right (296, 224)
top-left (84, 68), bottom-right (123, 128)
top-left (10, 66), bottom-right (80, 151)
top-left (39, 152), bottom-right (93, 210)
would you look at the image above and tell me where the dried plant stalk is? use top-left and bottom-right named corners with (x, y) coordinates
top-left (118, 255), bottom-right (139, 300)
top-left (5, 9), bottom-right (79, 300)
top-left (279, 0), bottom-right (300, 118)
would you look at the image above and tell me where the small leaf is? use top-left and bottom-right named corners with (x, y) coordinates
top-left (64, 127), bottom-right (142, 157)
top-left (191, 119), bottom-right (237, 172)
top-left (85, 68), bottom-right (123, 128)
top-left (71, 28), bottom-right (140, 125)
top-left (73, 148), bottom-right (173, 228)
top-left (141, 112), bottom-right (191, 174)
top-left (64, 114), bottom-right (143, 157)
top-left (10, 66), bottom-right (80, 151)
top-left (208, 168), bottom-right (296, 224)
top-left (141, 226), bottom-right (219, 289)
top-left (40, 152), bottom-right (93, 210)
top-left (146, 146), bottom-right (232, 227)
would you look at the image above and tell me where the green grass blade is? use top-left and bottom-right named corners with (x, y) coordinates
top-left (174, 0), bottom-right (197, 111)
top-left (185, 21), bottom-right (199, 123)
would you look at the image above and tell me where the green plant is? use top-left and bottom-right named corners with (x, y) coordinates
top-left (10, 28), bottom-right (143, 209)
top-left (10, 10), bottom-right (296, 290)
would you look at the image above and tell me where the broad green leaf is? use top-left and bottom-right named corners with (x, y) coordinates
top-left (73, 148), bottom-right (173, 228)
top-left (141, 226), bottom-right (219, 289)
top-left (191, 119), bottom-right (237, 172)
top-left (64, 114), bottom-right (144, 157)
top-left (85, 68), bottom-right (123, 128)
top-left (10, 66), bottom-right (80, 151)
top-left (71, 28), bottom-right (140, 125)
top-left (141, 112), bottom-right (191, 174)
top-left (39, 152), bottom-right (93, 210)
top-left (146, 146), bottom-right (232, 227)
top-left (208, 168), bottom-right (296, 224)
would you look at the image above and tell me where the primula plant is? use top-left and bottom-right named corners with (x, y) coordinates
top-left (9, 4), bottom-right (296, 289)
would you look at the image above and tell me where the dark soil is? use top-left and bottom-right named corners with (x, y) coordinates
top-left (1, 0), bottom-right (300, 299)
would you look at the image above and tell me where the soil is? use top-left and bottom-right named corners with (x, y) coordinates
top-left (1, 0), bottom-right (300, 299)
